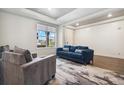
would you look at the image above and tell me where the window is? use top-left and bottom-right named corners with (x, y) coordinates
top-left (37, 24), bottom-right (56, 48)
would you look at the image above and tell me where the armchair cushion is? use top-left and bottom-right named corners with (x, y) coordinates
top-left (14, 46), bottom-right (32, 63)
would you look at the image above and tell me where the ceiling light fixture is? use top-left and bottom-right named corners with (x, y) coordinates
top-left (48, 8), bottom-right (52, 11)
top-left (107, 13), bottom-right (112, 18)
top-left (76, 23), bottom-right (79, 26)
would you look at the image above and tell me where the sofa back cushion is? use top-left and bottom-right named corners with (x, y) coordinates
top-left (64, 45), bottom-right (71, 48)
top-left (63, 45), bottom-right (88, 52)
top-left (14, 46), bottom-right (32, 63)
top-left (70, 46), bottom-right (78, 52)
top-left (77, 46), bottom-right (88, 49)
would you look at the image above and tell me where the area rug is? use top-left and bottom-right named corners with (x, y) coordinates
top-left (48, 58), bottom-right (124, 85)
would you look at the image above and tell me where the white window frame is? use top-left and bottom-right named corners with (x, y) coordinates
top-left (37, 24), bottom-right (56, 48)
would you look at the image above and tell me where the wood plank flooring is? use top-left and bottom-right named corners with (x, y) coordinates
top-left (94, 55), bottom-right (124, 74)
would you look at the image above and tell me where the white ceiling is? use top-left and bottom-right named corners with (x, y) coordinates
top-left (71, 9), bottom-right (124, 27)
top-left (0, 8), bottom-right (124, 28)
top-left (57, 8), bottom-right (106, 24)
top-left (28, 8), bottom-right (76, 19)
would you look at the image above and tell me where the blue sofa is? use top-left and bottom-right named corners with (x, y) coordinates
top-left (56, 45), bottom-right (94, 64)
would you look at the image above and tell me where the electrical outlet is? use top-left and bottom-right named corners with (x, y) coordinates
top-left (118, 53), bottom-right (120, 55)
top-left (118, 27), bottom-right (121, 30)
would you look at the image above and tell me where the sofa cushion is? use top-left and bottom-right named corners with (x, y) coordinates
top-left (70, 46), bottom-right (78, 52)
top-left (57, 51), bottom-right (69, 57)
top-left (14, 46), bottom-right (32, 63)
top-left (77, 46), bottom-right (88, 49)
top-left (68, 52), bottom-right (83, 59)
top-left (63, 48), bottom-right (69, 52)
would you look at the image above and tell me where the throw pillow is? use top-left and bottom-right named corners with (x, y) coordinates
top-left (0, 45), bottom-right (9, 58)
top-left (14, 46), bottom-right (32, 63)
top-left (0, 46), bottom-right (4, 52)
top-left (75, 49), bottom-right (82, 53)
top-left (63, 48), bottom-right (69, 52)
top-left (3, 45), bottom-right (9, 51)
top-left (0, 46), bottom-right (4, 58)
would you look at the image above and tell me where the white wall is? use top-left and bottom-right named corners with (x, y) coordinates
top-left (74, 20), bottom-right (124, 59)
top-left (64, 28), bottom-right (74, 45)
top-left (0, 11), bottom-right (57, 57)
top-left (57, 26), bottom-right (74, 47)
top-left (57, 25), bottom-right (64, 47)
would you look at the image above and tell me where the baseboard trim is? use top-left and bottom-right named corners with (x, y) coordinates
top-left (94, 55), bottom-right (124, 74)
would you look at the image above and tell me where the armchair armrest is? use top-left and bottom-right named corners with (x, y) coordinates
top-left (21, 55), bottom-right (56, 68)
top-left (20, 55), bottom-right (56, 84)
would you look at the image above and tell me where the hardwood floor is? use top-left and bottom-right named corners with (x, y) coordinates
top-left (94, 55), bottom-right (124, 74)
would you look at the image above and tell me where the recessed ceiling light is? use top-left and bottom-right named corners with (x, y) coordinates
top-left (76, 23), bottom-right (79, 26)
top-left (107, 13), bottom-right (112, 18)
top-left (48, 8), bottom-right (52, 11)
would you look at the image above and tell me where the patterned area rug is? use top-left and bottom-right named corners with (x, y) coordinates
top-left (48, 58), bottom-right (124, 85)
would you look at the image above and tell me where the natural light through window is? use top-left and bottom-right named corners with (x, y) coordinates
top-left (37, 24), bottom-right (56, 48)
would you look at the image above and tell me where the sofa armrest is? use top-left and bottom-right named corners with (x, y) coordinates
top-left (81, 50), bottom-right (88, 61)
top-left (57, 48), bottom-right (63, 52)
top-left (89, 49), bottom-right (94, 60)
top-left (81, 49), bottom-right (94, 64)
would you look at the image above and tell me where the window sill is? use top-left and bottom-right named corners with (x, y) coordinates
top-left (37, 47), bottom-right (56, 49)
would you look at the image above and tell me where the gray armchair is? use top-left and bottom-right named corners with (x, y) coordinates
top-left (0, 45), bottom-right (9, 84)
top-left (0, 58), bottom-right (3, 84)
top-left (2, 51), bottom-right (56, 85)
